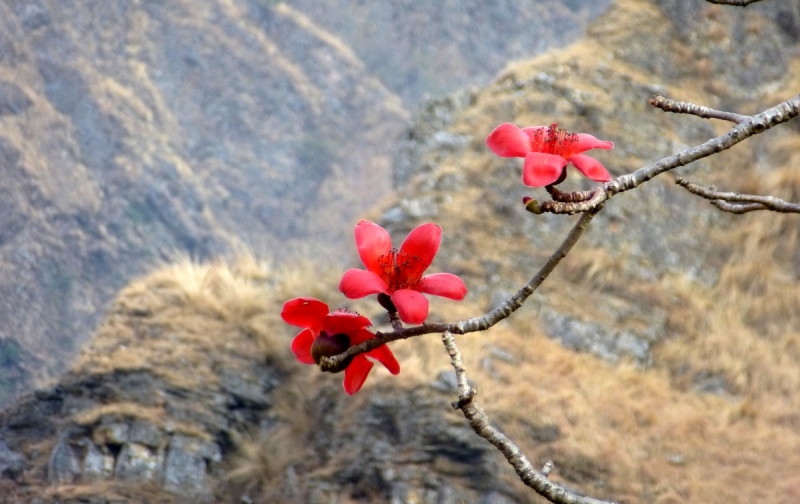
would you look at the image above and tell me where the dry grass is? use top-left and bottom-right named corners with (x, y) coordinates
top-left (41, 481), bottom-right (177, 504)
top-left (71, 402), bottom-right (211, 442)
top-left (226, 425), bottom-right (306, 504)
top-left (76, 252), bottom-right (339, 388)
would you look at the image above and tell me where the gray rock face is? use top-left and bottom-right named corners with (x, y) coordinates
top-left (47, 433), bottom-right (81, 484)
top-left (114, 443), bottom-right (162, 482)
top-left (163, 435), bottom-right (219, 500)
top-left (0, 439), bottom-right (24, 478)
top-left (0, 81), bottom-right (32, 115)
top-left (82, 442), bottom-right (114, 481)
top-left (304, 388), bottom-right (511, 503)
top-left (542, 310), bottom-right (662, 366)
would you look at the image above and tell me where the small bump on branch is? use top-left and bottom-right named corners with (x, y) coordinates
top-left (546, 185), bottom-right (596, 203)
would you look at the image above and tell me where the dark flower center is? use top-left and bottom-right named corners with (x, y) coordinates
top-left (377, 292), bottom-right (396, 313)
top-left (377, 248), bottom-right (425, 291)
top-left (528, 123), bottom-right (578, 157)
top-left (310, 332), bottom-right (353, 373)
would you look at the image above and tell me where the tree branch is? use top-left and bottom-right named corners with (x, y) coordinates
top-left (533, 94), bottom-right (800, 215)
top-left (649, 95), bottom-right (748, 124)
top-left (442, 332), bottom-right (616, 504)
top-left (676, 177), bottom-right (800, 214)
top-left (319, 210), bottom-right (600, 371)
top-left (706, 0), bottom-right (765, 5)
top-left (546, 184), bottom-right (596, 203)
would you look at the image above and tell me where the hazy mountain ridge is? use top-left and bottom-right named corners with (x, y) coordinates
top-left (0, 0), bottom-right (410, 402)
top-left (0, 0), bottom-right (608, 405)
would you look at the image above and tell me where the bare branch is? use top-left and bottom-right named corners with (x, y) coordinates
top-left (533, 94), bottom-right (800, 215)
top-left (649, 95), bottom-right (748, 124)
top-left (389, 311), bottom-right (404, 332)
top-left (709, 201), bottom-right (766, 213)
top-left (546, 184), bottom-right (596, 203)
top-left (706, 0), bottom-right (765, 5)
top-left (676, 177), bottom-right (800, 214)
top-left (321, 96), bottom-right (800, 372)
top-left (442, 332), bottom-right (616, 504)
top-left (319, 210), bottom-right (600, 371)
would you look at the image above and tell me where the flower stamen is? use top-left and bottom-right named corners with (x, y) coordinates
top-left (377, 248), bottom-right (425, 291)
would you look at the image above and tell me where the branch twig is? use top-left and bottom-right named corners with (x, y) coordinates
top-left (676, 177), bottom-right (800, 214)
top-left (442, 332), bottom-right (616, 504)
top-left (321, 96), bottom-right (800, 372)
top-left (389, 311), bottom-right (404, 332)
top-left (649, 95), bottom-right (748, 124)
top-left (531, 94), bottom-right (800, 215)
top-left (706, 0), bottom-right (765, 5)
top-left (319, 210), bottom-right (600, 371)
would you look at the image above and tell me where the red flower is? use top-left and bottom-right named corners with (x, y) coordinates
top-left (282, 297), bottom-right (400, 395)
top-left (339, 220), bottom-right (467, 325)
top-left (486, 122), bottom-right (614, 187)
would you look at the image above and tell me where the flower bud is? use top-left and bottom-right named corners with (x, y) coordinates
top-left (310, 332), bottom-right (354, 373)
top-left (523, 197), bottom-right (543, 214)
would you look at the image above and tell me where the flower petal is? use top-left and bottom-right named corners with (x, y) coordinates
top-left (367, 344), bottom-right (400, 375)
top-left (420, 273), bottom-right (467, 300)
top-left (568, 154), bottom-right (612, 182)
top-left (343, 355), bottom-right (374, 395)
top-left (391, 289), bottom-right (429, 325)
top-left (522, 152), bottom-right (569, 187)
top-left (323, 311), bottom-right (372, 336)
top-left (348, 328), bottom-right (378, 345)
top-left (354, 220), bottom-right (392, 274)
top-left (574, 133), bottom-right (614, 154)
top-left (486, 123), bottom-right (531, 157)
top-left (399, 222), bottom-right (441, 272)
top-left (281, 297), bottom-right (329, 331)
top-left (339, 269), bottom-right (388, 298)
top-left (290, 328), bottom-right (316, 364)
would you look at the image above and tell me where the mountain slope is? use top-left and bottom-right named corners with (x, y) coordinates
top-left (0, 0), bottom-right (408, 403)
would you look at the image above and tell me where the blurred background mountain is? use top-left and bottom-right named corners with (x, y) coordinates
top-left (1, 0), bottom-right (800, 503)
top-left (0, 0), bottom-right (610, 402)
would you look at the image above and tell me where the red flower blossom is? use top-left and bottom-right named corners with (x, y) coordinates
top-left (282, 297), bottom-right (399, 395)
top-left (338, 220), bottom-right (467, 325)
top-left (486, 122), bottom-right (614, 187)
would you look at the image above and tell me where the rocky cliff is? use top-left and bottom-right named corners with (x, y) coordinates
top-left (2, 0), bottom-right (800, 503)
